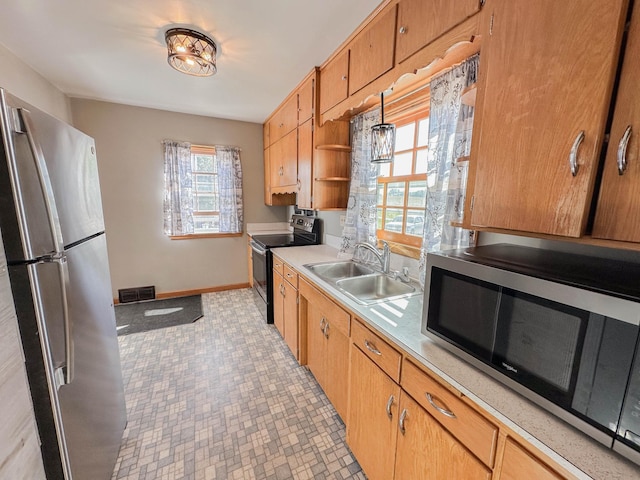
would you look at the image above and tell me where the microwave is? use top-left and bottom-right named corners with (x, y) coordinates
top-left (422, 244), bottom-right (640, 466)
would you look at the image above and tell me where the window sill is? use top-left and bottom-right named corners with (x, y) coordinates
top-left (169, 232), bottom-right (243, 240)
top-left (376, 239), bottom-right (421, 260)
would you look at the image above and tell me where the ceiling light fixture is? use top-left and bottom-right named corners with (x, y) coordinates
top-left (165, 28), bottom-right (217, 77)
top-left (370, 91), bottom-right (396, 163)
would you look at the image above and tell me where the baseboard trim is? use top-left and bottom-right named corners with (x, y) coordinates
top-left (113, 283), bottom-right (250, 304)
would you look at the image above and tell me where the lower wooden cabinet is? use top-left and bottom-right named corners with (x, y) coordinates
top-left (273, 259), bottom-right (300, 360)
top-left (394, 391), bottom-right (492, 480)
top-left (347, 344), bottom-right (401, 480)
top-left (498, 438), bottom-right (564, 480)
top-left (299, 277), bottom-right (351, 421)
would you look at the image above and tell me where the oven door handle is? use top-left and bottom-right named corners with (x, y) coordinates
top-left (250, 240), bottom-right (267, 256)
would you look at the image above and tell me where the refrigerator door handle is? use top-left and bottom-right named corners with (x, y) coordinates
top-left (18, 107), bottom-right (74, 385)
top-left (16, 107), bottom-right (65, 255)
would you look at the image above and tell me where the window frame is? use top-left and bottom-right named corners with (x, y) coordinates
top-left (376, 108), bottom-right (429, 251)
top-left (168, 144), bottom-right (242, 240)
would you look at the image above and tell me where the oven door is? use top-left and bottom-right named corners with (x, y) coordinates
top-left (250, 240), bottom-right (268, 302)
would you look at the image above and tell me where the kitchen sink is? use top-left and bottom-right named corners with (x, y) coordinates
top-left (336, 273), bottom-right (417, 304)
top-left (304, 261), bottom-right (375, 281)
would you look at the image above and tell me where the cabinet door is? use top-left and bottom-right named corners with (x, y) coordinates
top-left (470, 0), bottom-right (628, 237)
top-left (283, 281), bottom-right (298, 359)
top-left (324, 317), bottom-right (350, 421)
top-left (349, 5), bottom-right (397, 96)
top-left (396, 0), bottom-right (480, 63)
top-left (297, 119), bottom-right (313, 209)
top-left (272, 269), bottom-right (284, 337)
top-left (306, 302), bottom-right (326, 388)
top-left (347, 345), bottom-right (400, 480)
top-left (271, 95), bottom-right (298, 144)
top-left (394, 392), bottom-right (491, 480)
top-left (298, 76), bottom-right (315, 125)
top-left (499, 438), bottom-right (563, 480)
top-left (592, 4), bottom-right (640, 242)
top-left (270, 130), bottom-right (298, 189)
top-left (319, 50), bottom-right (349, 114)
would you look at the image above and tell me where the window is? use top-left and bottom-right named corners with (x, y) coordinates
top-left (377, 113), bottom-right (429, 248)
top-left (163, 141), bottom-right (243, 238)
top-left (190, 146), bottom-right (220, 234)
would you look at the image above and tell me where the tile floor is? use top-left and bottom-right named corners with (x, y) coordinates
top-left (111, 288), bottom-right (365, 480)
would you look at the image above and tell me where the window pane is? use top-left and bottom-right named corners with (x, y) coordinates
top-left (415, 149), bottom-right (428, 174)
top-left (408, 181), bottom-right (427, 208)
top-left (417, 118), bottom-right (430, 147)
top-left (195, 174), bottom-right (215, 193)
top-left (395, 123), bottom-right (415, 152)
top-left (376, 208), bottom-right (383, 229)
top-left (392, 152), bottom-right (413, 176)
top-left (378, 162), bottom-right (391, 177)
top-left (193, 215), bottom-right (219, 233)
top-left (384, 209), bottom-right (404, 233)
top-left (386, 182), bottom-right (405, 207)
top-left (194, 154), bottom-right (215, 172)
top-left (196, 195), bottom-right (217, 212)
top-left (377, 183), bottom-right (385, 205)
top-left (405, 211), bottom-right (425, 237)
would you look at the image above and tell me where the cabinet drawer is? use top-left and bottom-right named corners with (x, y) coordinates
top-left (272, 256), bottom-right (284, 276)
top-left (284, 264), bottom-right (298, 288)
top-left (299, 277), bottom-right (350, 337)
top-left (401, 359), bottom-right (498, 467)
top-left (351, 319), bottom-right (401, 382)
top-left (500, 438), bottom-right (564, 480)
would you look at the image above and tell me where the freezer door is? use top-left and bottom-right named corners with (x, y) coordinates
top-left (2, 90), bottom-right (105, 249)
top-left (57, 234), bottom-right (126, 480)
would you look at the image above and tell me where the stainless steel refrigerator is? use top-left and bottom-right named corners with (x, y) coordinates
top-left (0, 88), bottom-right (126, 479)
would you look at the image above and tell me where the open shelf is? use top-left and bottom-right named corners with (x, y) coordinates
top-left (315, 177), bottom-right (350, 182)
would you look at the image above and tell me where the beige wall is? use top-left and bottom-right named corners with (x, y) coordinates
top-left (0, 43), bottom-right (71, 122)
top-left (70, 99), bottom-right (287, 297)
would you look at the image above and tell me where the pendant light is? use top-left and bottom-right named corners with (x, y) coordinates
top-left (371, 92), bottom-right (396, 163)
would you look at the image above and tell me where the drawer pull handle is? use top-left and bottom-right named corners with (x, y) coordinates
top-left (323, 322), bottom-right (330, 339)
top-left (386, 394), bottom-right (395, 419)
top-left (426, 393), bottom-right (456, 419)
top-left (319, 317), bottom-right (326, 333)
top-left (399, 408), bottom-right (408, 435)
top-left (364, 339), bottom-right (382, 356)
top-left (617, 125), bottom-right (632, 175)
top-left (569, 130), bottom-right (584, 177)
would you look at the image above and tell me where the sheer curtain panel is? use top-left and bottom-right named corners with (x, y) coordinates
top-left (163, 140), bottom-right (194, 236)
top-left (418, 54), bottom-right (479, 285)
top-left (216, 146), bottom-right (244, 233)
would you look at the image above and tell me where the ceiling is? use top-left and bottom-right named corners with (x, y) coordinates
top-left (0, 0), bottom-right (381, 123)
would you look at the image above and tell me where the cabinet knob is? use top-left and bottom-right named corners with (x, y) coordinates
top-left (617, 125), bottom-right (632, 175)
top-left (341, 75), bottom-right (347, 81)
top-left (569, 130), bottom-right (585, 177)
top-left (399, 26), bottom-right (407, 34)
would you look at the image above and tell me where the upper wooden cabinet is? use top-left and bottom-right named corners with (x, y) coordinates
top-left (470, 0), bottom-right (629, 237)
top-left (592, 4), bottom-right (640, 242)
top-left (269, 94), bottom-right (298, 145)
top-left (395, 0), bottom-right (480, 63)
top-left (298, 75), bottom-right (314, 125)
top-left (270, 129), bottom-right (297, 192)
top-left (319, 50), bottom-right (350, 115)
top-left (348, 5), bottom-right (397, 96)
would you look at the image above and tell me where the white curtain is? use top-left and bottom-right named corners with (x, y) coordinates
top-left (216, 146), bottom-right (244, 233)
top-left (338, 109), bottom-right (381, 260)
top-left (418, 54), bottom-right (479, 285)
top-left (163, 140), bottom-right (194, 236)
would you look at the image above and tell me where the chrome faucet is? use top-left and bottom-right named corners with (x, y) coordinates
top-left (354, 241), bottom-right (391, 274)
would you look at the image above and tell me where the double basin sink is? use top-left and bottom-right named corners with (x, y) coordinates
top-left (304, 260), bottom-right (419, 305)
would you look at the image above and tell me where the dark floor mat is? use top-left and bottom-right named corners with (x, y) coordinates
top-left (115, 295), bottom-right (203, 336)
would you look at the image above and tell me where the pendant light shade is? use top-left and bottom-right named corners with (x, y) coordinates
top-left (165, 28), bottom-right (217, 77)
top-left (371, 92), bottom-right (396, 163)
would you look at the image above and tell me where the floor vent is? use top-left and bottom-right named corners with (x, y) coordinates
top-left (118, 286), bottom-right (156, 304)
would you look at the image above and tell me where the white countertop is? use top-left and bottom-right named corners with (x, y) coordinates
top-left (247, 222), bottom-right (292, 236)
top-left (272, 244), bottom-right (640, 480)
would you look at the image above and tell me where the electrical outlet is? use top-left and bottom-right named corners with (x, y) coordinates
top-left (340, 215), bottom-right (346, 226)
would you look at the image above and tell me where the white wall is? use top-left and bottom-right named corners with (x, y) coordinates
top-left (70, 99), bottom-right (288, 297)
top-left (0, 43), bottom-right (71, 122)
